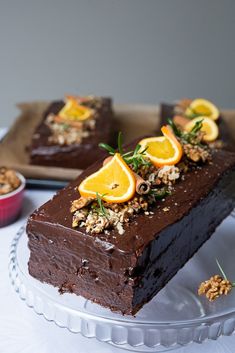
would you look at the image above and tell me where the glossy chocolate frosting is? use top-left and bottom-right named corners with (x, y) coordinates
top-left (27, 149), bottom-right (235, 314)
top-left (29, 98), bottom-right (113, 169)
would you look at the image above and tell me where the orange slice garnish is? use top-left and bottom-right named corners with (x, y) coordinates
top-left (78, 153), bottom-right (136, 203)
top-left (58, 97), bottom-right (93, 121)
top-left (185, 116), bottom-right (219, 142)
top-left (139, 126), bottom-right (183, 167)
top-left (185, 98), bottom-right (219, 121)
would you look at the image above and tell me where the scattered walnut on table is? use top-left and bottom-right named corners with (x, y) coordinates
top-left (198, 275), bottom-right (232, 301)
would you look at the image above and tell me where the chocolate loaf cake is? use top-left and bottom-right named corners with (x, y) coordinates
top-left (27, 147), bottom-right (235, 315)
top-left (29, 96), bottom-right (113, 169)
top-left (160, 102), bottom-right (235, 151)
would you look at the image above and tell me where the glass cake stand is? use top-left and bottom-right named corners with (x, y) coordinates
top-left (9, 213), bottom-right (235, 352)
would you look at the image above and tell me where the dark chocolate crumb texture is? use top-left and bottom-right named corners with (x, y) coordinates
top-left (29, 95), bottom-right (113, 169)
top-left (27, 111), bottom-right (235, 315)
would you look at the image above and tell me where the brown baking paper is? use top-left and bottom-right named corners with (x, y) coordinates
top-left (0, 102), bottom-right (160, 181)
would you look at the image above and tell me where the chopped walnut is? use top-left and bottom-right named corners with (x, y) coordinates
top-left (163, 207), bottom-right (170, 212)
top-left (70, 197), bottom-right (92, 212)
top-left (72, 196), bottom-right (150, 234)
top-left (198, 275), bottom-right (232, 301)
top-left (157, 166), bottom-right (180, 185)
top-left (137, 162), bottom-right (155, 179)
top-left (0, 167), bottom-right (21, 196)
top-left (46, 112), bottom-right (96, 146)
top-left (183, 143), bottom-right (211, 163)
top-left (72, 208), bottom-right (88, 227)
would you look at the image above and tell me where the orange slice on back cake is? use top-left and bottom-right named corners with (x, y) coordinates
top-left (185, 98), bottom-right (219, 121)
top-left (58, 96), bottom-right (93, 121)
top-left (185, 116), bottom-right (219, 142)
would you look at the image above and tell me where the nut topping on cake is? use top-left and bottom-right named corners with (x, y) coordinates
top-left (45, 95), bottom-right (97, 146)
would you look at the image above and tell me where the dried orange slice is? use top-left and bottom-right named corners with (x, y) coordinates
top-left (185, 116), bottom-right (219, 142)
top-left (185, 98), bottom-right (219, 121)
top-left (139, 126), bottom-right (183, 167)
top-left (58, 97), bottom-right (92, 121)
top-left (78, 153), bottom-right (136, 203)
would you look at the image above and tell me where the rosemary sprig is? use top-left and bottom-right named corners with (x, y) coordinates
top-left (91, 192), bottom-right (108, 217)
top-left (117, 131), bottom-right (124, 155)
top-left (149, 188), bottom-right (171, 200)
top-left (216, 259), bottom-right (235, 286)
top-left (99, 132), bottom-right (150, 171)
top-left (190, 119), bottom-right (203, 135)
top-left (98, 142), bottom-right (115, 155)
top-left (216, 258), bottom-right (228, 281)
top-left (62, 123), bottom-right (70, 130)
top-left (167, 118), bottom-right (182, 138)
top-left (167, 118), bottom-right (204, 145)
top-left (123, 144), bottom-right (151, 172)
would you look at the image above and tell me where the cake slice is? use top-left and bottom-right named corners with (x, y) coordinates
top-left (29, 95), bottom-right (113, 169)
top-left (27, 128), bottom-right (235, 315)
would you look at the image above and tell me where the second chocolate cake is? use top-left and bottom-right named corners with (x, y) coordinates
top-left (29, 95), bottom-right (114, 169)
top-left (159, 99), bottom-right (235, 151)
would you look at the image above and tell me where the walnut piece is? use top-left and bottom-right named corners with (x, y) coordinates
top-left (0, 167), bottom-right (21, 195)
top-left (198, 275), bottom-right (232, 301)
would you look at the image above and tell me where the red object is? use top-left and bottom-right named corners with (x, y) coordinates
top-left (0, 173), bottom-right (25, 227)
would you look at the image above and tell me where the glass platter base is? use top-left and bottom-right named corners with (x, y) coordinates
top-left (9, 214), bottom-right (235, 352)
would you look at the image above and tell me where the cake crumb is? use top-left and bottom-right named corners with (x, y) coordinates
top-left (116, 222), bottom-right (125, 235)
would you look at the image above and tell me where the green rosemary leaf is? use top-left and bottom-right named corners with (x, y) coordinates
top-left (95, 192), bottom-right (108, 217)
top-left (190, 119), bottom-right (203, 135)
top-left (134, 143), bottom-right (141, 154)
top-left (122, 151), bottom-right (133, 157)
top-left (216, 258), bottom-right (228, 280)
top-left (132, 159), bottom-right (138, 172)
top-left (167, 118), bottom-right (182, 137)
top-left (62, 123), bottom-right (70, 130)
top-left (149, 188), bottom-right (171, 199)
top-left (118, 132), bottom-right (124, 155)
top-left (98, 142), bottom-right (115, 154)
top-left (99, 132), bottom-right (150, 171)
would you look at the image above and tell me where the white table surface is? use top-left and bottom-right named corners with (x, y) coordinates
top-left (0, 126), bottom-right (235, 353)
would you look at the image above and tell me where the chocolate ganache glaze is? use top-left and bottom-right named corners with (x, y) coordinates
top-left (27, 147), bottom-right (235, 315)
top-left (29, 97), bottom-right (113, 169)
